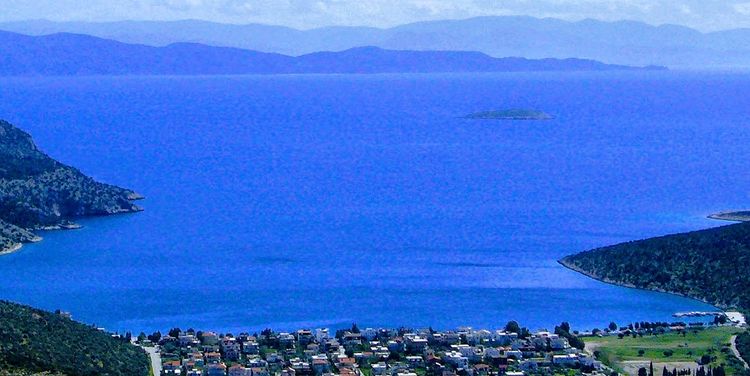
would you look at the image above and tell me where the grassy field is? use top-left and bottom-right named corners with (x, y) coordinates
top-left (586, 327), bottom-right (745, 375)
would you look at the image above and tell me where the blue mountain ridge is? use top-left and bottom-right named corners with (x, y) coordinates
top-left (0, 30), bottom-right (663, 76)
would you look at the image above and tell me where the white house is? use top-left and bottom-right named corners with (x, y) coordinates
top-left (316, 328), bottom-right (330, 342)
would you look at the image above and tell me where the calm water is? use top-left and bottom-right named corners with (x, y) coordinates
top-left (0, 72), bottom-right (747, 334)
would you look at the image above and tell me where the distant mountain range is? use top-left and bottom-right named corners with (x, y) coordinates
top-left (0, 30), bottom-right (661, 76)
top-left (1, 17), bottom-right (749, 68)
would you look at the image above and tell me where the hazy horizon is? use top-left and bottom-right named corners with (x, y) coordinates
top-left (3, 14), bottom-right (750, 34)
top-left (1, 0), bottom-right (749, 32)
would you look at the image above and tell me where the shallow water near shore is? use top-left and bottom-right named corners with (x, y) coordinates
top-left (0, 71), bottom-right (748, 333)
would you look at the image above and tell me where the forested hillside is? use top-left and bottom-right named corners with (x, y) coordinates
top-left (735, 332), bottom-right (750, 366)
top-left (560, 222), bottom-right (750, 310)
top-left (0, 301), bottom-right (149, 375)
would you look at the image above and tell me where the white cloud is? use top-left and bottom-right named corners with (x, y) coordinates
top-left (735, 2), bottom-right (750, 15)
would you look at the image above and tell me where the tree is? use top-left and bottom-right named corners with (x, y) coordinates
top-left (560, 322), bottom-right (571, 333)
top-left (148, 331), bottom-right (161, 343)
top-left (554, 323), bottom-right (585, 350)
top-left (609, 322), bottom-right (618, 331)
top-left (168, 327), bottom-right (181, 338)
top-left (505, 321), bottom-right (521, 334)
top-left (639, 367), bottom-right (648, 376)
top-left (700, 354), bottom-right (712, 365)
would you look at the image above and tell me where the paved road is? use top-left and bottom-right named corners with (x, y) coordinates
top-left (132, 339), bottom-right (161, 375)
top-left (145, 345), bottom-right (162, 375)
top-left (731, 335), bottom-right (749, 369)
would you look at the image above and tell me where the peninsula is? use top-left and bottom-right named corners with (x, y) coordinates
top-left (559, 221), bottom-right (750, 311)
top-left (0, 120), bottom-right (143, 254)
top-left (708, 211), bottom-right (750, 222)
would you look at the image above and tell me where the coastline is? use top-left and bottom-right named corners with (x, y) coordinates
top-left (557, 210), bottom-right (750, 314)
top-left (0, 235), bottom-right (43, 256)
top-left (0, 197), bottom-right (144, 257)
top-left (0, 242), bottom-right (24, 256)
top-left (557, 258), bottom-right (722, 310)
top-left (708, 211), bottom-right (750, 223)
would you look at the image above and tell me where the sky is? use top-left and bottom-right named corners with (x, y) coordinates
top-left (1, 0), bottom-right (750, 31)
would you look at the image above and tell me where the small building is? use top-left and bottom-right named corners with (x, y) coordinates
top-left (206, 363), bottom-right (228, 376)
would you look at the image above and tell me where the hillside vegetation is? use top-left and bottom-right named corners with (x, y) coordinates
top-left (0, 120), bottom-right (142, 253)
top-left (0, 300), bottom-right (149, 375)
top-left (560, 222), bottom-right (750, 310)
top-left (735, 332), bottom-right (750, 367)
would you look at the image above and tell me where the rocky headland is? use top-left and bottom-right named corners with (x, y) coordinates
top-left (0, 120), bottom-right (143, 254)
top-left (708, 211), bottom-right (750, 222)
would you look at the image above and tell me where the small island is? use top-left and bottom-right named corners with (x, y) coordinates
top-left (463, 109), bottom-right (553, 120)
top-left (708, 211), bottom-right (750, 222)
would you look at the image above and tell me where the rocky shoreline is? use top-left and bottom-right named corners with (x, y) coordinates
top-left (0, 243), bottom-right (23, 256)
top-left (0, 119), bottom-right (144, 255)
top-left (557, 258), bottom-right (720, 308)
top-left (708, 211), bottom-right (750, 222)
top-left (0, 203), bottom-right (144, 256)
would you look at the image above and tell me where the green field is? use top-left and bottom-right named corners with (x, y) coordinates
top-left (587, 327), bottom-right (745, 375)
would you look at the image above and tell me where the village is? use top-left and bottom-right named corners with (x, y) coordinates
top-left (140, 323), bottom-right (607, 376)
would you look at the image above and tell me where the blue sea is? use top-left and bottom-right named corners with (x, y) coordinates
top-left (0, 71), bottom-right (748, 334)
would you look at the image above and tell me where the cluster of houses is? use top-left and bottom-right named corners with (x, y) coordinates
top-left (144, 326), bottom-right (604, 376)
